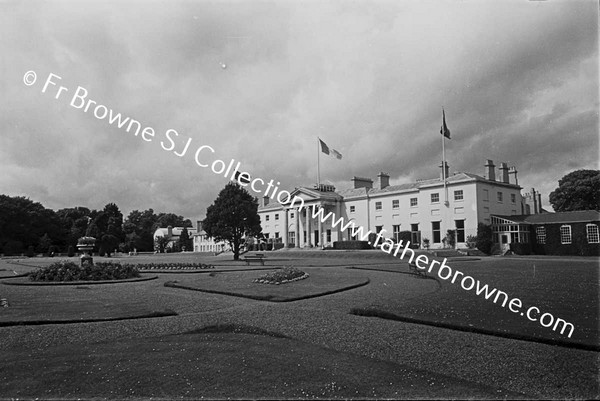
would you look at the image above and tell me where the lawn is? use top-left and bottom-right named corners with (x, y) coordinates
top-left (351, 256), bottom-right (599, 350)
top-left (0, 325), bottom-right (527, 400)
top-left (165, 267), bottom-right (370, 302)
top-left (0, 278), bottom-right (176, 325)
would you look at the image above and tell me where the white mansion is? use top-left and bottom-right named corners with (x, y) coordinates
top-left (258, 159), bottom-right (543, 249)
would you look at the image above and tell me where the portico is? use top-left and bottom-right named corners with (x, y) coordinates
top-left (261, 185), bottom-right (343, 249)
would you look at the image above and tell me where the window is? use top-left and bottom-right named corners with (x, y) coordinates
top-left (411, 223), bottom-right (421, 244)
top-left (290, 212), bottom-right (294, 219)
top-left (431, 193), bottom-right (439, 203)
top-left (454, 190), bottom-right (464, 201)
top-left (274, 232), bottom-right (279, 238)
top-left (410, 197), bottom-right (418, 207)
top-left (326, 229), bottom-right (332, 243)
top-left (483, 206), bottom-right (489, 214)
top-left (587, 224), bottom-right (599, 243)
top-left (264, 233), bottom-right (270, 239)
top-left (497, 192), bottom-right (503, 202)
top-left (560, 225), bottom-right (572, 244)
top-left (375, 201), bottom-right (382, 211)
top-left (536, 227), bottom-right (546, 244)
top-left (288, 231), bottom-right (295, 245)
top-left (392, 199), bottom-right (399, 209)
top-left (375, 225), bottom-right (383, 233)
top-left (511, 193), bottom-right (516, 204)
top-left (393, 225), bottom-right (401, 242)
top-left (432, 221), bottom-right (441, 243)
top-left (483, 189), bottom-right (489, 202)
top-left (350, 206), bottom-right (355, 213)
top-left (275, 214), bottom-right (279, 221)
top-left (455, 220), bottom-right (465, 243)
top-left (265, 215), bottom-right (270, 221)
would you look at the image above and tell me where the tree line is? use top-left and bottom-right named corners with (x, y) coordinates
top-left (0, 194), bottom-right (192, 256)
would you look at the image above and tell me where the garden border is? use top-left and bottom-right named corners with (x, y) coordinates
top-left (1, 275), bottom-right (158, 286)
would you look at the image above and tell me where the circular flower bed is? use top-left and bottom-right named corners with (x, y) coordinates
top-left (132, 263), bottom-right (215, 270)
top-left (253, 266), bottom-right (309, 285)
top-left (29, 260), bottom-right (140, 282)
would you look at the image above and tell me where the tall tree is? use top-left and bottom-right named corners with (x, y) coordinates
top-left (123, 209), bottom-right (157, 251)
top-left (549, 170), bottom-right (600, 212)
top-left (202, 182), bottom-right (262, 260)
top-left (178, 227), bottom-right (193, 251)
top-left (153, 213), bottom-right (192, 232)
top-left (0, 195), bottom-right (62, 255)
top-left (86, 203), bottom-right (125, 256)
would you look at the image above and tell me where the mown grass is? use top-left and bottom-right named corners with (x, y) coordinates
top-left (352, 257), bottom-right (599, 349)
top-left (0, 279), bottom-right (174, 325)
top-left (165, 267), bottom-right (370, 302)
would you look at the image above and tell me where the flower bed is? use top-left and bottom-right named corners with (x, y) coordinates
top-left (131, 263), bottom-right (215, 270)
top-left (253, 266), bottom-right (309, 285)
top-left (29, 260), bottom-right (140, 282)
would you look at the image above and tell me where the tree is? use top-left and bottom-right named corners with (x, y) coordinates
top-left (0, 195), bottom-right (62, 255)
top-left (38, 233), bottom-right (53, 254)
top-left (549, 169), bottom-right (600, 212)
top-left (178, 227), bottom-right (192, 252)
top-left (153, 213), bottom-right (192, 232)
top-left (124, 209), bottom-right (157, 251)
top-left (154, 235), bottom-right (170, 253)
top-left (202, 182), bottom-right (262, 260)
top-left (476, 223), bottom-right (494, 255)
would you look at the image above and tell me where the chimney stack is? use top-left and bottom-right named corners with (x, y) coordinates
top-left (197, 220), bottom-right (202, 233)
top-left (262, 196), bottom-right (270, 207)
top-left (167, 225), bottom-right (173, 237)
top-left (378, 172), bottom-right (390, 189)
top-left (485, 159), bottom-right (496, 181)
top-left (439, 161), bottom-right (449, 181)
top-left (509, 166), bottom-right (518, 185)
top-left (499, 162), bottom-right (509, 183)
top-left (537, 193), bottom-right (542, 213)
top-left (531, 188), bottom-right (538, 214)
top-left (352, 176), bottom-right (373, 189)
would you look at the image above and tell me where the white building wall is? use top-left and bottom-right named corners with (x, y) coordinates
top-left (257, 173), bottom-right (524, 250)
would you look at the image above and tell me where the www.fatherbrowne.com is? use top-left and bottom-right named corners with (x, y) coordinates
top-left (309, 205), bottom-right (575, 339)
top-left (27, 70), bottom-right (575, 340)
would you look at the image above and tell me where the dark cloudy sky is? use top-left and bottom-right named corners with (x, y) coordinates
top-left (1, 0), bottom-right (598, 221)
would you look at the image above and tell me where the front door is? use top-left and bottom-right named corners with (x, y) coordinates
top-left (314, 230), bottom-right (319, 246)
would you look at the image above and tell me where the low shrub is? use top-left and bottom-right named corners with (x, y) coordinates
top-left (131, 262), bottom-right (214, 270)
top-left (29, 260), bottom-right (140, 282)
top-left (253, 266), bottom-right (308, 285)
top-left (510, 242), bottom-right (532, 255)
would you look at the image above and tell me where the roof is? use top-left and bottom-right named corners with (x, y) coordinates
top-left (154, 227), bottom-right (198, 238)
top-left (257, 170), bottom-right (520, 211)
top-left (494, 210), bottom-right (600, 225)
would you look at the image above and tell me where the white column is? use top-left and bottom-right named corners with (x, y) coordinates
top-left (305, 207), bottom-right (311, 247)
top-left (283, 209), bottom-right (289, 248)
top-left (295, 209), bottom-right (300, 248)
top-left (335, 201), bottom-right (342, 242)
top-left (318, 204), bottom-right (324, 248)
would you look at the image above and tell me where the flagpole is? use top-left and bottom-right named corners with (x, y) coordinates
top-left (317, 137), bottom-right (321, 188)
top-left (442, 108), bottom-right (448, 206)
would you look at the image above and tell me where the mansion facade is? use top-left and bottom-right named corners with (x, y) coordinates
top-left (258, 159), bottom-right (539, 250)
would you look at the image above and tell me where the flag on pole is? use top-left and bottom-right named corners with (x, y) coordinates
top-left (319, 138), bottom-right (343, 159)
top-left (440, 109), bottom-right (451, 139)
